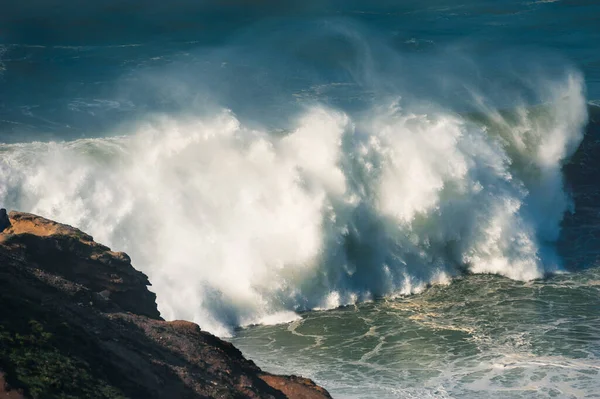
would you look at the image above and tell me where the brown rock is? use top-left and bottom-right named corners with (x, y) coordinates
top-left (2, 211), bottom-right (160, 319)
top-left (260, 375), bottom-right (333, 399)
top-left (0, 373), bottom-right (24, 399)
top-left (0, 211), bottom-right (331, 399)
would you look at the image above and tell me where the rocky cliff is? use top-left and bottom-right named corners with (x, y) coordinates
top-left (0, 211), bottom-right (331, 399)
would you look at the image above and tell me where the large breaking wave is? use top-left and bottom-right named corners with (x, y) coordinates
top-left (0, 68), bottom-right (586, 335)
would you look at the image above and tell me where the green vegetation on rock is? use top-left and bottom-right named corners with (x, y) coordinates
top-left (0, 299), bottom-right (125, 399)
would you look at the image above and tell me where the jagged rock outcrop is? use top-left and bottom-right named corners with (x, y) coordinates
top-left (0, 211), bottom-right (160, 320)
top-left (0, 211), bottom-right (331, 399)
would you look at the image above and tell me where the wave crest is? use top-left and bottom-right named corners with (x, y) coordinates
top-left (0, 73), bottom-right (587, 336)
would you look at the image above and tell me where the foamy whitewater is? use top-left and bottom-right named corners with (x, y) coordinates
top-left (0, 72), bottom-right (586, 336)
top-left (4, 2), bottom-right (600, 397)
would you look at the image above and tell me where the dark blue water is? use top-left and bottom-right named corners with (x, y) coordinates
top-left (1, 0), bottom-right (599, 142)
top-left (2, 2), bottom-right (600, 398)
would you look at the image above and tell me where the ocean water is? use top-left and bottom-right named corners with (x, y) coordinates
top-left (231, 269), bottom-right (600, 398)
top-left (1, 1), bottom-right (600, 397)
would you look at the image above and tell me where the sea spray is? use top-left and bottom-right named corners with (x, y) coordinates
top-left (0, 71), bottom-right (586, 335)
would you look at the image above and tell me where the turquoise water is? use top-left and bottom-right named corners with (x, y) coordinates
top-left (1, 1), bottom-right (600, 142)
top-left (232, 269), bottom-right (600, 398)
top-left (2, 2), bottom-right (600, 397)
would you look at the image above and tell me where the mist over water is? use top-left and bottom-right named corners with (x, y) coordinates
top-left (0, 32), bottom-right (588, 333)
top-left (2, 2), bottom-right (600, 396)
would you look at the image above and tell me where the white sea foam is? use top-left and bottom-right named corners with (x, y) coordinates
top-left (0, 72), bottom-right (587, 335)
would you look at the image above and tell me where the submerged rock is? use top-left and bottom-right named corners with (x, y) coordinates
top-left (0, 211), bottom-right (331, 399)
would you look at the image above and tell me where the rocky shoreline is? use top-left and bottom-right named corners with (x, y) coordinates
top-left (0, 211), bottom-right (331, 399)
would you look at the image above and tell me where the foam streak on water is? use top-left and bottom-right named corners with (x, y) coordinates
top-left (231, 269), bottom-right (600, 398)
